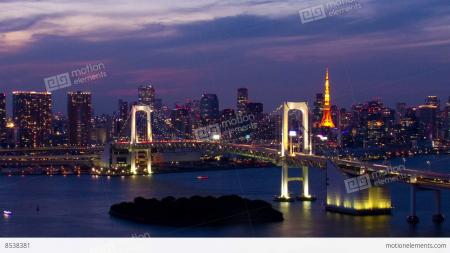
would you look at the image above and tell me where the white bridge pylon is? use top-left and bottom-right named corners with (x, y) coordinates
top-left (278, 102), bottom-right (315, 201)
top-left (131, 105), bottom-right (153, 144)
top-left (130, 105), bottom-right (153, 174)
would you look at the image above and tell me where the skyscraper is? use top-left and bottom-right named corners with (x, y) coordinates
top-left (313, 93), bottom-right (324, 129)
top-left (445, 97), bottom-right (450, 141)
top-left (237, 88), bottom-right (248, 116)
top-left (425, 96), bottom-right (440, 108)
top-left (138, 84), bottom-right (155, 109)
top-left (320, 69), bottom-right (335, 128)
top-left (171, 106), bottom-right (191, 138)
top-left (12, 91), bottom-right (52, 147)
top-left (68, 91), bottom-right (92, 146)
top-left (246, 102), bottom-right (263, 119)
top-left (200, 93), bottom-right (219, 124)
top-left (395, 102), bottom-right (407, 125)
top-left (117, 99), bottom-right (129, 138)
top-left (0, 93), bottom-right (6, 147)
top-left (417, 103), bottom-right (438, 141)
top-left (51, 113), bottom-right (68, 146)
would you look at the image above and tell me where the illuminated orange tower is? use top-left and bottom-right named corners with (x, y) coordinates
top-left (320, 68), bottom-right (335, 128)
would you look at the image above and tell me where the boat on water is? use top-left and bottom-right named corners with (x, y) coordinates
top-left (196, 176), bottom-right (209, 180)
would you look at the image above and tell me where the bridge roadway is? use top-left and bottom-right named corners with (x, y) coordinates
top-left (114, 140), bottom-right (450, 190)
top-left (1, 141), bottom-right (449, 190)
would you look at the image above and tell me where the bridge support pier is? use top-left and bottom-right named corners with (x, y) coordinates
top-left (297, 166), bottom-right (316, 201)
top-left (129, 149), bottom-right (152, 175)
top-left (432, 190), bottom-right (445, 224)
top-left (274, 160), bottom-right (294, 202)
top-left (275, 101), bottom-right (315, 202)
top-left (274, 161), bottom-right (316, 202)
top-left (146, 149), bottom-right (152, 175)
top-left (406, 185), bottom-right (445, 224)
top-left (407, 185), bottom-right (419, 224)
top-left (130, 151), bottom-right (137, 175)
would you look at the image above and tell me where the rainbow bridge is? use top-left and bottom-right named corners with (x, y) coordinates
top-left (106, 103), bottom-right (450, 224)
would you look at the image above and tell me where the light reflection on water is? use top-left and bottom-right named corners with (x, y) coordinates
top-left (0, 155), bottom-right (448, 237)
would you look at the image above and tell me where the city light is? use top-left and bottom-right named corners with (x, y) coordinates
top-left (0, 0), bottom-right (448, 244)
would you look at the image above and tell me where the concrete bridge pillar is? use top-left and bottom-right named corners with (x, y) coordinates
top-left (275, 101), bottom-right (315, 202)
top-left (432, 190), bottom-right (445, 224)
top-left (130, 151), bottom-right (137, 175)
top-left (129, 105), bottom-right (153, 175)
top-left (129, 149), bottom-right (152, 175)
top-left (146, 149), bottom-right (152, 174)
top-left (406, 185), bottom-right (445, 224)
top-left (298, 165), bottom-right (313, 200)
top-left (131, 105), bottom-right (152, 144)
top-left (280, 160), bottom-right (290, 200)
top-left (407, 185), bottom-right (419, 224)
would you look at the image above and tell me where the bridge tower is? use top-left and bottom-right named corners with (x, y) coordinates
top-left (130, 105), bottom-right (153, 174)
top-left (276, 102), bottom-right (315, 202)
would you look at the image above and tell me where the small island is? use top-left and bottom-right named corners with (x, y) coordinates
top-left (109, 195), bottom-right (283, 226)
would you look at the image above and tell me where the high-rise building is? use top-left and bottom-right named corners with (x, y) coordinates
top-left (246, 102), bottom-right (263, 119)
top-left (93, 114), bottom-right (111, 145)
top-left (5, 118), bottom-right (17, 147)
top-left (12, 91), bottom-right (52, 147)
top-left (320, 69), bottom-right (335, 128)
top-left (313, 93), bottom-right (323, 129)
top-left (425, 96), bottom-right (440, 108)
top-left (138, 84), bottom-right (155, 109)
top-left (200, 93), bottom-right (219, 124)
top-left (184, 99), bottom-right (201, 130)
top-left (171, 106), bottom-right (191, 139)
top-left (444, 97), bottom-right (450, 142)
top-left (0, 93), bottom-right (6, 147)
top-left (154, 98), bottom-right (163, 112)
top-left (395, 102), bottom-right (407, 125)
top-left (237, 88), bottom-right (248, 116)
top-left (68, 91), bottom-right (92, 146)
top-left (417, 103), bottom-right (439, 141)
top-left (116, 99), bottom-right (129, 138)
top-left (51, 113), bottom-right (68, 146)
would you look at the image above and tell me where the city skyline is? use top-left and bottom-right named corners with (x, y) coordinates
top-left (1, 0), bottom-right (450, 244)
top-left (0, 0), bottom-right (449, 113)
top-left (0, 83), bottom-right (448, 117)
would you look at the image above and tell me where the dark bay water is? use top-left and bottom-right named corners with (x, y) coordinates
top-left (0, 155), bottom-right (449, 237)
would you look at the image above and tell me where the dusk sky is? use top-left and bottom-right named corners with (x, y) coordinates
top-left (1, 0), bottom-right (449, 114)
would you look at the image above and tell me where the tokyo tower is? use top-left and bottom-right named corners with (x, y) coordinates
top-left (320, 68), bottom-right (335, 128)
